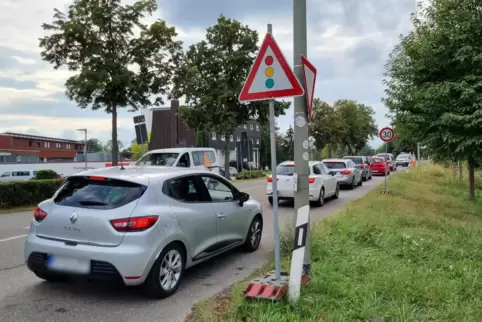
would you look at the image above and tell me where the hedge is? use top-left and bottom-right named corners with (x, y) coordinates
top-left (35, 169), bottom-right (59, 180)
top-left (0, 179), bottom-right (63, 209)
top-left (235, 170), bottom-right (266, 180)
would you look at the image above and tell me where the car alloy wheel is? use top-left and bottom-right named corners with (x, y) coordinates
top-left (315, 188), bottom-right (325, 207)
top-left (333, 183), bottom-right (340, 199)
top-left (243, 216), bottom-right (263, 252)
top-left (250, 220), bottom-right (262, 248)
top-left (159, 249), bottom-right (183, 291)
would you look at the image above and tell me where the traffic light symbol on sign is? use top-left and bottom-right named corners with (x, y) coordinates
top-left (265, 56), bottom-right (274, 89)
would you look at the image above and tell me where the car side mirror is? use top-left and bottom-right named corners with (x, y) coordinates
top-left (329, 171), bottom-right (335, 176)
top-left (177, 162), bottom-right (187, 168)
top-left (237, 192), bottom-right (250, 206)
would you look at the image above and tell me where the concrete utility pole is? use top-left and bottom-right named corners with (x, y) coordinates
top-left (293, 0), bottom-right (310, 275)
top-left (77, 128), bottom-right (88, 170)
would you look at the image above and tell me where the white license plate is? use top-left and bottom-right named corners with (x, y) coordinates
top-left (372, 170), bottom-right (378, 172)
top-left (47, 255), bottom-right (90, 274)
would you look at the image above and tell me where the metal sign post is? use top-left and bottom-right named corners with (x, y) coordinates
top-left (379, 126), bottom-right (395, 194)
top-left (239, 24), bottom-right (304, 301)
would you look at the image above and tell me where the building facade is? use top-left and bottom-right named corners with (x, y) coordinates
top-left (0, 132), bottom-right (85, 163)
top-left (205, 119), bottom-right (262, 168)
top-left (146, 100), bottom-right (262, 168)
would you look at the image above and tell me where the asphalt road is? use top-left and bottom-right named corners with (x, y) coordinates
top-left (0, 170), bottom-right (404, 322)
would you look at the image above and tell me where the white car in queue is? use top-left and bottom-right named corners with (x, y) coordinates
top-left (24, 166), bottom-right (263, 299)
top-left (266, 161), bottom-right (339, 207)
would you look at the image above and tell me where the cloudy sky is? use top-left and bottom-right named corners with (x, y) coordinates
top-left (0, 0), bottom-right (417, 148)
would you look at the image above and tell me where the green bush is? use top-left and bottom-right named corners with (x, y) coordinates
top-left (235, 170), bottom-right (266, 180)
top-left (0, 179), bottom-right (63, 208)
top-left (35, 169), bottom-right (59, 180)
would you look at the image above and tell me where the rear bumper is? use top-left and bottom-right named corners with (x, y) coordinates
top-left (266, 187), bottom-right (320, 201)
top-left (24, 233), bottom-right (152, 286)
top-left (335, 175), bottom-right (353, 185)
top-left (371, 168), bottom-right (387, 174)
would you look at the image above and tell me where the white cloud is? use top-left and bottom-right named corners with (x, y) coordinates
top-left (10, 56), bottom-right (36, 65)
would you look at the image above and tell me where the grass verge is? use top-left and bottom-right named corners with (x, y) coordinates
top-left (0, 205), bottom-right (36, 215)
top-left (188, 164), bottom-right (482, 322)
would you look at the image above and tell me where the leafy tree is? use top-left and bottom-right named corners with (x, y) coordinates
top-left (309, 99), bottom-right (343, 156)
top-left (334, 99), bottom-right (378, 155)
top-left (383, 0), bottom-right (482, 199)
top-left (358, 145), bottom-right (376, 156)
top-left (172, 15), bottom-right (290, 178)
top-left (104, 140), bottom-right (124, 153)
top-left (281, 125), bottom-right (295, 160)
top-left (80, 138), bottom-right (104, 152)
top-left (39, 0), bottom-right (183, 166)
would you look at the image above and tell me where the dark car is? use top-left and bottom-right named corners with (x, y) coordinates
top-left (342, 156), bottom-right (372, 181)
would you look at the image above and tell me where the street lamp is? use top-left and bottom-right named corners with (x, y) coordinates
top-left (77, 128), bottom-right (87, 170)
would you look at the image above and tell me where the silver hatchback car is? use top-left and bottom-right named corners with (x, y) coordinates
top-left (322, 158), bottom-right (362, 189)
top-left (24, 166), bottom-right (263, 298)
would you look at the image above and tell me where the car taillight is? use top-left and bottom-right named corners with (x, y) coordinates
top-left (267, 177), bottom-right (279, 182)
top-left (308, 177), bottom-right (315, 184)
top-left (340, 169), bottom-right (351, 175)
top-left (33, 207), bottom-right (47, 222)
top-left (110, 216), bottom-right (159, 232)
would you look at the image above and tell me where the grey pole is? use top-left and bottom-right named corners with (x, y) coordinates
top-left (384, 143), bottom-right (388, 191)
top-left (293, 0), bottom-right (311, 275)
top-left (417, 142), bottom-right (420, 162)
top-left (267, 24), bottom-right (281, 280)
top-left (84, 130), bottom-right (87, 170)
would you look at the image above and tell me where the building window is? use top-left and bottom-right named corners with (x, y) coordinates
top-left (36, 141), bottom-right (40, 148)
top-left (28, 140), bottom-right (32, 147)
top-left (256, 138), bottom-right (260, 144)
top-left (221, 134), bottom-right (226, 141)
top-left (229, 135), bottom-right (234, 142)
top-left (250, 124), bottom-right (253, 130)
top-left (243, 124), bottom-right (247, 129)
top-left (237, 136), bottom-right (241, 142)
top-left (211, 133), bottom-right (216, 140)
top-left (256, 124), bottom-right (260, 131)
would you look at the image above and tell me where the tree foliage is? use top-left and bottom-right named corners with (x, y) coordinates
top-left (383, 0), bottom-right (482, 199)
top-left (172, 15), bottom-right (290, 177)
top-left (309, 98), bottom-right (377, 156)
top-left (39, 0), bottom-right (182, 165)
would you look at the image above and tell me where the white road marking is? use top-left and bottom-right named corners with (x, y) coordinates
top-left (0, 234), bottom-right (27, 243)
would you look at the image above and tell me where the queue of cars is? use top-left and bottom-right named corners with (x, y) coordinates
top-left (266, 153), bottom-right (410, 206)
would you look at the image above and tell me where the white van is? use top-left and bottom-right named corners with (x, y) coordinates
top-left (0, 170), bottom-right (37, 182)
top-left (135, 148), bottom-right (220, 174)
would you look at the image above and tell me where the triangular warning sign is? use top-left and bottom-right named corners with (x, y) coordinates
top-left (239, 33), bottom-right (304, 102)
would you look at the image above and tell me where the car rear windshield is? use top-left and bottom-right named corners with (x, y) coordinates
top-left (371, 157), bottom-right (384, 163)
top-left (323, 161), bottom-right (347, 169)
top-left (377, 154), bottom-right (390, 161)
top-left (136, 152), bottom-right (179, 166)
top-left (343, 157), bottom-right (363, 164)
top-left (276, 164), bottom-right (295, 176)
top-left (54, 176), bottom-right (147, 209)
top-left (397, 155), bottom-right (409, 160)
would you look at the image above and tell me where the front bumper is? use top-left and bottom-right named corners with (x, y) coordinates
top-left (24, 233), bottom-right (153, 286)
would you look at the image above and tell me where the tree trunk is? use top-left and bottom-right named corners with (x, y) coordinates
top-left (111, 103), bottom-right (118, 166)
top-left (224, 139), bottom-right (230, 179)
top-left (468, 157), bottom-right (475, 201)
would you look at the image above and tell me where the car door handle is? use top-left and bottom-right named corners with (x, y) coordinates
top-left (217, 213), bottom-right (226, 219)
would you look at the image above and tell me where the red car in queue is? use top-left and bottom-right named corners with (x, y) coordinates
top-left (370, 156), bottom-right (390, 176)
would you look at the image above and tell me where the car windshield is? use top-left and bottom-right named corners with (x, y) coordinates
top-left (323, 161), bottom-right (347, 169)
top-left (377, 154), bottom-right (390, 161)
top-left (136, 152), bottom-right (179, 166)
top-left (343, 157), bottom-right (362, 164)
top-left (54, 176), bottom-right (147, 209)
top-left (276, 164), bottom-right (295, 176)
top-left (371, 157), bottom-right (384, 163)
top-left (397, 154), bottom-right (409, 160)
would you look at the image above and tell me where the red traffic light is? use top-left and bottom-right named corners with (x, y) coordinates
top-left (410, 145), bottom-right (414, 150)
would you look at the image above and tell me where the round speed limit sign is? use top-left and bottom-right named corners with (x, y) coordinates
top-left (379, 127), bottom-right (395, 142)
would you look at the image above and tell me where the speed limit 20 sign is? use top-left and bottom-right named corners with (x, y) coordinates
top-left (379, 127), bottom-right (395, 142)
